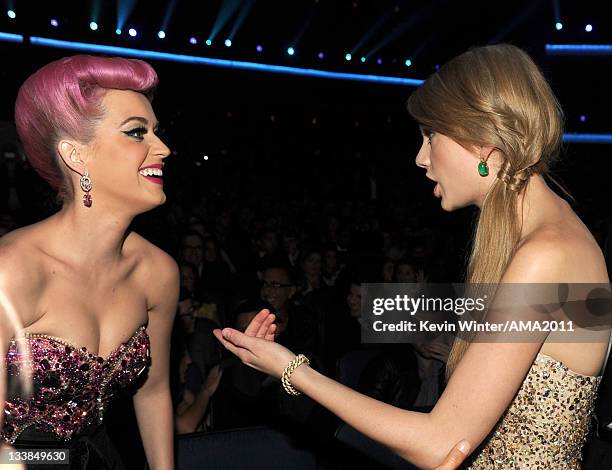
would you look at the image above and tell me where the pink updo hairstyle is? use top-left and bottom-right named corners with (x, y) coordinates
top-left (15, 55), bottom-right (158, 202)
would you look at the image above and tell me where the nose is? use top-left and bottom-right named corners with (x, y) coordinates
top-left (415, 140), bottom-right (430, 170)
top-left (153, 133), bottom-right (171, 160)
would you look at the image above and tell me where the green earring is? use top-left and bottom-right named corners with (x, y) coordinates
top-left (478, 160), bottom-right (489, 177)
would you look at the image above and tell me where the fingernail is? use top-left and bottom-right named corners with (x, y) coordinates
top-left (457, 440), bottom-right (470, 454)
top-left (222, 329), bottom-right (230, 339)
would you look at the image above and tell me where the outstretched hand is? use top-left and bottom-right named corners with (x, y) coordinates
top-left (213, 309), bottom-right (296, 378)
top-left (244, 308), bottom-right (277, 340)
top-left (214, 310), bottom-right (471, 470)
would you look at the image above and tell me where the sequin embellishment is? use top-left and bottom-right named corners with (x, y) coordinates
top-left (466, 353), bottom-right (601, 469)
top-left (1, 326), bottom-right (150, 444)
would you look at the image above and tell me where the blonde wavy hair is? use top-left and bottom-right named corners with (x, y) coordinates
top-left (406, 44), bottom-right (564, 377)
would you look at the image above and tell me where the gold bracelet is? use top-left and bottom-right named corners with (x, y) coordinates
top-left (281, 354), bottom-right (310, 396)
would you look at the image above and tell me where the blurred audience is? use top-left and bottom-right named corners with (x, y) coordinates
top-left (5, 135), bottom-right (605, 468)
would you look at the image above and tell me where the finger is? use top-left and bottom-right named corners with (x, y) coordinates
top-left (213, 329), bottom-right (250, 360)
top-left (244, 309), bottom-right (271, 336)
top-left (255, 312), bottom-right (276, 338)
top-left (220, 327), bottom-right (260, 351)
top-left (435, 440), bottom-right (470, 470)
top-left (264, 323), bottom-right (277, 342)
top-left (243, 309), bottom-right (267, 336)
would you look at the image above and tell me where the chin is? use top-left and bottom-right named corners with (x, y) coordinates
top-left (133, 196), bottom-right (166, 215)
top-left (439, 198), bottom-right (453, 212)
top-left (439, 195), bottom-right (470, 212)
top-left (147, 192), bottom-right (167, 208)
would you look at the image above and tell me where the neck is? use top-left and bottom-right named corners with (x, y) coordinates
top-left (515, 174), bottom-right (563, 240)
top-left (48, 201), bottom-right (134, 268)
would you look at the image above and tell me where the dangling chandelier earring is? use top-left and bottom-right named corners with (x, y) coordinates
top-left (478, 159), bottom-right (489, 177)
top-left (80, 170), bottom-right (93, 207)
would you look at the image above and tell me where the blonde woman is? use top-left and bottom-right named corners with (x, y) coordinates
top-left (215, 44), bottom-right (611, 468)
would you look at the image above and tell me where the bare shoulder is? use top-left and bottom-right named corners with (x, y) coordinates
top-left (125, 232), bottom-right (179, 307)
top-left (0, 226), bottom-right (46, 285)
top-left (126, 232), bottom-right (178, 277)
top-left (0, 227), bottom-right (46, 327)
top-left (505, 224), bottom-right (607, 283)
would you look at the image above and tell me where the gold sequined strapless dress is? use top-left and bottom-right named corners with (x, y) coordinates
top-left (466, 353), bottom-right (602, 469)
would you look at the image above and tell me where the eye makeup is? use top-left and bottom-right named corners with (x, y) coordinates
top-left (123, 127), bottom-right (147, 140)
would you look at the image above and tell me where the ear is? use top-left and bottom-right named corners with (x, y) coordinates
top-left (480, 145), bottom-right (504, 170)
top-left (57, 139), bottom-right (86, 176)
top-left (479, 145), bottom-right (496, 161)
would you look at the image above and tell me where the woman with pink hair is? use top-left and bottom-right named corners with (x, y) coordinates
top-left (0, 55), bottom-right (178, 469)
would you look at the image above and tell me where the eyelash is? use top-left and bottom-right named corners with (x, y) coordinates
top-left (421, 127), bottom-right (434, 144)
top-left (124, 127), bottom-right (147, 140)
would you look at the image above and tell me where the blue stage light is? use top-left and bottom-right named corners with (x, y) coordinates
top-left (7, 10), bottom-right (15, 19)
top-left (225, 39), bottom-right (232, 47)
top-left (345, 53), bottom-right (352, 61)
top-left (360, 56), bottom-right (366, 63)
top-left (128, 28), bottom-right (137, 37)
top-left (158, 31), bottom-right (166, 39)
top-left (555, 22), bottom-right (563, 30)
top-left (50, 19), bottom-right (59, 27)
top-left (116, 28), bottom-right (122, 35)
top-left (256, 45), bottom-right (263, 52)
top-left (0, 32), bottom-right (23, 42)
top-left (206, 39), bottom-right (212, 46)
top-left (190, 37), bottom-right (197, 45)
top-left (377, 58), bottom-right (382, 64)
top-left (546, 44), bottom-right (612, 55)
top-left (563, 133), bottom-right (612, 144)
top-left (318, 52), bottom-right (324, 59)
top-left (26, 36), bottom-right (426, 86)
top-left (580, 115), bottom-right (587, 122)
top-left (89, 21), bottom-right (98, 31)
top-left (405, 59), bottom-right (412, 67)
top-left (287, 47), bottom-right (295, 55)
top-left (585, 24), bottom-right (593, 32)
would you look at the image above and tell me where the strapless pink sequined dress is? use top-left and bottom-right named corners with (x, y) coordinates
top-left (1, 325), bottom-right (150, 469)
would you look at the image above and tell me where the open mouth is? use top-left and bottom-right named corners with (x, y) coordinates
top-left (139, 166), bottom-right (164, 185)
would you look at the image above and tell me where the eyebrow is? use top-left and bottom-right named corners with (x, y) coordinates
top-left (119, 116), bottom-right (160, 129)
